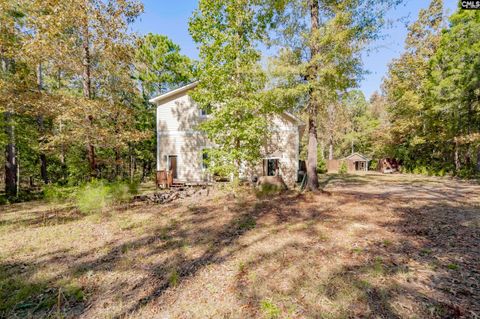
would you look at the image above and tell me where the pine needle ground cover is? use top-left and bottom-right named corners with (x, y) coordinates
top-left (0, 174), bottom-right (479, 318)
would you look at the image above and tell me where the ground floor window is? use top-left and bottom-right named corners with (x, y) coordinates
top-left (263, 158), bottom-right (280, 176)
top-left (354, 161), bottom-right (366, 171)
top-left (201, 149), bottom-right (209, 169)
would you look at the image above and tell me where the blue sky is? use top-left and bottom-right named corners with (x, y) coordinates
top-left (132, 0), bottom-right (457, 99)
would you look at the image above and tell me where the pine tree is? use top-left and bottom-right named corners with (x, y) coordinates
top-left (383, 0), bottom-right (445, 172)
top-left (268, 0), bottom-right (398, 190)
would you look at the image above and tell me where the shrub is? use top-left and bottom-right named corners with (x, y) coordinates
top-left (75, 180), bottom-right (111, 214)
top-left (127, 181), bottom-right (139, 195)
top-left (257, 183), bottom-right (281, 195)
top-left (339, 161), bottom-right (348, 175)
top-left (369, 160), bottom-right (378, 170)
top-left (43, 184), bottom-right (75, 204)
top-left (43, 180), bottom-right (138, 214)
top-left (317, 157), bottom-right (327, 174)
top-left (168, 269), bottom-right (180, 286)
top-left (260, 299), bottom-right (281, 319)
top-left (420, 166), bottom-right (428, 175)
top-left (109, 182), bottom-right (132, 204)
top-left (457, 167), bottom-right (476, 178)
top-left (0, 195), bottom-right (8, 205)
top-left (412, 166), bottom-right (428, 175)
top-left (236, 215), bottom-right (256, 232)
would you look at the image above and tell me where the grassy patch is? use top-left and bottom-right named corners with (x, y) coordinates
top-left (169, 269), bottom-right (180, 287)
top-left (260, 299), bottom-right (281, 319)
top-left (0, 268), bottom-right (85, 318)
top-left (236, 215), bottom-right (256, 232)
top-left (75, 181), bottom-right (111, 214)
top-left (255, 184), bottom-right (284, 197)
top-left (447, 263), bottom-right (459, 270)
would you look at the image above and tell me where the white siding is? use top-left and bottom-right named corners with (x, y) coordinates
top-left (156, 92), bottom-right (210, 182)
top-left (247, 114), bottom-right (300, 187)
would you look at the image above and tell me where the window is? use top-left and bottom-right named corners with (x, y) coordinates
top-left (199, 104), bottom-right (212, 117)
top-left (263, 158), bottom-right (280, 176)
top-left (201, 149), bottom-right (209, 169)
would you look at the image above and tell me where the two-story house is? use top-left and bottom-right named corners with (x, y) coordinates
top-left (149, 82), bottom-right (304, 187)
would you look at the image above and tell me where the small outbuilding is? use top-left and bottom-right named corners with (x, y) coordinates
top-left (377, 158), bottom-right (399, 173)
top-left (344, 152), bottom-right (370, 172)
top-left (327, 152), bottom-right (371, 173)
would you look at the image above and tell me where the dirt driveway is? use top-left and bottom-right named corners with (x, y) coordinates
top-left (0, 173), bottom-right (479, 318)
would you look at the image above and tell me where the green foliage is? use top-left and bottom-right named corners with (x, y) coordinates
top-left (260, 299), bottom-right (281, 319)
top-left (189, 0), bottom-right (273, 177)
top-left (256, 182), bottom-right (286, 197)
top-left (317, 147), bottom-right (327, 174)
top-left (109, 181), bottom-right (138, 204)
top-left (135, 33), bottom-right (193, 98)
top-left (236, 215), bottom-right (256, 232)
top-left (0, 196), bottom-right (8, 205)
top-left (383, 1), bottom-right (480, 177)
top-left (447, 263), bottom-right (459, 271)
top-left (73, 179), bottom-right (137, 214)
top-left (339, 161), bottom-right (348, 175)
top-left (75, 181), bottom-right (111, 214)
top-left (0, 0), bottom-right (165, 197)
top-left (43, 184), bottom-right (76, 204)
top-left (0, 265), bottom-right (85, 317)
top-left (317, 158), bottom-right (327, 174)
top-left (109, 182), bottom-right (131, 204)
top-left (168, 269), bottom-right (180, 287)
top-left (336, 90), bottom-right (385, 158)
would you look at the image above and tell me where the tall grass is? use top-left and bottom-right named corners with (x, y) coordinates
top-left (75, 180), bottom-right (111, 214)
top-left (44, 180), bottom-right (139, 214)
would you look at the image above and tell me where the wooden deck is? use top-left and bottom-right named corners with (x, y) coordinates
top-left (160, 180), bottom-right (213, 189)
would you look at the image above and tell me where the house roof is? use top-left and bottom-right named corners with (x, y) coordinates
top-left (281, 112), bottom-right (304, 126)
top-left (148, 81), bottom-right (199, 104)
top-left (343, 152), bottom-right (371, 161)
top-left (149, 82), bottom-right (305, 127)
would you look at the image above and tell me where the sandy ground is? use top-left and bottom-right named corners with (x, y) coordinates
top-left (0, 173), bottom-right (479, 318)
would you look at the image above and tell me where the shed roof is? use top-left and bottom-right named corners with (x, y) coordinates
top-left (343, 152), bottom-right (371, 162)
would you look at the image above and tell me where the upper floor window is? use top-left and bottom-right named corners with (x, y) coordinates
top-left (199, 104), bottom-right (212, 118)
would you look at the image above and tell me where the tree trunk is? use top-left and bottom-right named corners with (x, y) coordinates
top-left (141, 161), bottom-right (147, 183)
top-left (82, 16), bottom-right (97, 177)
top-left (36, 64), bottom-right (49, 184)
top-left (16, 147), bottom-right (20, 195)
top-left (129, 145), bottom-right (135, 183)
top-left (328, 140), bottom-right (333, 160)
top-left (306, 115), bottom-right (319, 190)
top-left (305, 0), bottom-right (320, 191)
top-left (115, 148), bottom-right (121, 178)
top-left (454, 139), bottom-right (460, 173)
top-left (5, 111), bottom-right (17, 197)
top-left (40, 153), bottom-right (48, 184)
top-left (477, 145), bottom-right (480, 172)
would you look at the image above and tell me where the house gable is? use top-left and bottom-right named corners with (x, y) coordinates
top-left (343, 152), bottom-right (370, 162)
